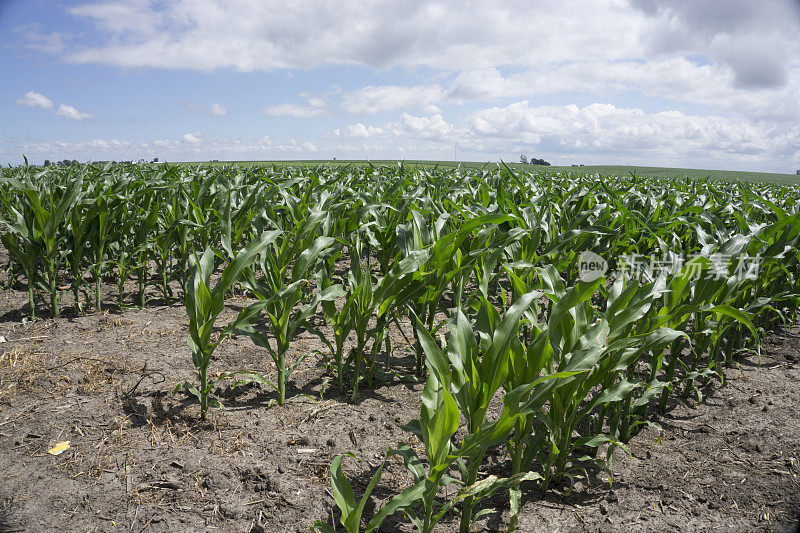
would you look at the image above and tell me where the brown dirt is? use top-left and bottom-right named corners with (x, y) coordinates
top-left (1, 255), bottom-right (799, 532)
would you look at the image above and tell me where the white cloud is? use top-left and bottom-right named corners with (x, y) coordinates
top-left (323, 102), bottom-right (800, 170)
top-left (16, 91), bottom-right (54, 109)
top-left (182, 132), bottom-right (203, 144)
top-left (60, 1), bottom-right (652, 70)
top-left (176, 99), bottom-right (229, 116)
top-left (338, 54), bottom-right (800, 125)
top-left (341, 85), bottom-right (444, 114)
top-left (333, 124), bottom-right (384, 138)
top-left (462, 101), bottom-right (798, 164)
top-left (59, 0), bottom-right (799, 80)
top-left (263, 103), bottom-right (325, 118)
top-left (264, 93), bottom-right (328, 117)
top-left (33, 0), bottom-right (797, 134)
top-left (386, 113), bottom-right (464, 141)
top-left (210, 102), bottom-right (227, 116)
top-left (55, 103), bottom-right (94, 120)
top-left (2, 107), bottom-right (798, 172)
top-left (86, 138), bottom-right (132, 149)
top-left (298, 93), bottom-right (325, 108)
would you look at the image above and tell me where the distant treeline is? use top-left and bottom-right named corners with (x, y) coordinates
top-left (519, 155), bottom-right (551, 166)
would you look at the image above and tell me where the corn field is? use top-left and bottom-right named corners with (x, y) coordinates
top-left (1, 161), bottom-right (798, 532)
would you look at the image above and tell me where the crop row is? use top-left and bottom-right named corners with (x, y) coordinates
top-left (1, 161), bottom-right (799, 531)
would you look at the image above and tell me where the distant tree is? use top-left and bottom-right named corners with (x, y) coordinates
top-left (520, 154), bottom-right (529, 165)
top-left (529, 157), bottom-right (551, 166)
top-left (153, 157), bottom-right (159, 162)
top-left (43, 159), bottom-right (50, 167)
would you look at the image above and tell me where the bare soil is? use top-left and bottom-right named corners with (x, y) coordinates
top-left (1, 256), bottom-right (799, 532)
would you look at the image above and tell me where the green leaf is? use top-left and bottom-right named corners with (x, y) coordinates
top-left (344, 461), bottom-right (385, 533)
top-left (214, 230), bottom-right (281, 305)
top-left (421, 375), bottom-right (460, 470)
top-left (329, 454), bottom-right (357, 529)
top-left (364, 479), bottom-right (426, 533)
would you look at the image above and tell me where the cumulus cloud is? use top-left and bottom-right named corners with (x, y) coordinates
top-left (630, 0), bottom-right (799, 90)
top-left (27, 0), bottom-right (795, 128)
top-left (464, 101), bottom-right (798, 163)
top-left (60, 1), bottom-right (650, 71)
top-left (210, 102), bottom-right (227, 116)
top-left (16, 91), bottom-right (54, 109)
top-left (323, 102), bottom-right (800, 169)
top-left (182, 132), bottom-right (203, 144)
top-left (55, 103), bottom-right (94, 121)
top-left (333, 124), bottom-right (384, 138)
top-left (2, 104), bottom-right (798, 171)
top-left (385, 113), bottom-right (464, 141)
top-left (17, 92), bottom-right (95, 120)
top-left (341, 54), bottom-right (800, 124)
top-left (85, 138), bottom-right (132, 149)
top-left (58, 0), bottom-right (798, 84)
top-left (56, 0), bottom-right (642, 71)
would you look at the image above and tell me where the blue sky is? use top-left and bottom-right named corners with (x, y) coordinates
top-left (1, 0), bottom-right (799, 172)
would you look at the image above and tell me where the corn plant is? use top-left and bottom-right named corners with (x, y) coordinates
top-left (177, 232), bottom-right (274, 420)
top-left (310, 453), bottom-right (391, 533)
top-left (412, 289), bottom-right (543, 532)
top-left (219, 180), bottom-right (263, 264)
top-left (316, 234), bottom-right (429, 401)
top-left (315, 252), bottom-right (353, 395)
top-left (0, 178), bottom-right (43, 318)
top-left (65, 194), bottom-right (97, 314)
top-left (312, 364), bottom-right (542, 533)
top-left (4, 168), bottom-right (83, 317)
top-left (400, 212), bottom-right (514, 374)
top-left (230, 234), bottom-right (342, 406)
top-left (86, 183), bottom-right (113, 311)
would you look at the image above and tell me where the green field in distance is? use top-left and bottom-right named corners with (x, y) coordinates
top-left (168, 159), bottom-right (800, 185)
